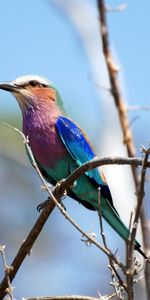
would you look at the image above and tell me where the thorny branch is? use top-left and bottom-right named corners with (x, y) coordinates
top-left (97, 0), bottom-right (136, 157)
top-left (0, 245), bottom-right (14, 300)
top-left (126, 147), bottom-right (150, 300)
top-left (97, 0), bottom-right (150, 298)
top-left (24, 295), bottom-right (116, 300)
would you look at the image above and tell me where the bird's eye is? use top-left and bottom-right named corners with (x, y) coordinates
top-left (29, 80), bottom-right (39, 87)
top-left (29, 80), bottom-right (47, 88)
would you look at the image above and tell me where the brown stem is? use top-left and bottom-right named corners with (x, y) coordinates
top-left (97, 1), bottom-right (150, 298)
top-left (126, 148), bottom-right (150, 300)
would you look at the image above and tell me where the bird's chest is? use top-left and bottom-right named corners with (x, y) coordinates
top-left (24, 122), bottom-right (67, 168)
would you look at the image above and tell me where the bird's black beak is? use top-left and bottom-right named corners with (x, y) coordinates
top-left (0, 82), bottom-right (19, 93)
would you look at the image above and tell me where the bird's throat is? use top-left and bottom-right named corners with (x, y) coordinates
top-left (22, 105), bottom-right (67, 168)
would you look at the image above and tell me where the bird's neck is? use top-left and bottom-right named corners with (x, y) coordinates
top-left (22, 102), bottom-right (61, 137)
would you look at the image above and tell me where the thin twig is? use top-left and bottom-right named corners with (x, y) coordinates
top-left (106, 4), bottom-right (127, 13)
top-left (128, 147), bottom-right (150, 259)
top-left (98, 188), bottom-right (107, 248)
top-left (0, 245), bottom-right (14, 300)
top-left (24, 294), bottom-right (116, 300)
top-left (127, 105), bottom-right (150, 111)
top-left (126, 147), bottom-right (150, 300)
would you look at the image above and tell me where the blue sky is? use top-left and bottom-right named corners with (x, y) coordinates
top-left (0, 0), bottom-right (150, 108)
top-left (0, 1), bottom-right (98, 113)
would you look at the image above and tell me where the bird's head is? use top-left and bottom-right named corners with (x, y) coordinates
top-left (0, 75), bottom-right (65, 112)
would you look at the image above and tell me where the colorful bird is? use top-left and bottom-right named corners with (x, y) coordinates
top-left (0, 75), bottom-right (147, 259)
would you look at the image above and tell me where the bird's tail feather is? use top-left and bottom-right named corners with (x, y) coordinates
top-left (95, 199), bottom-right (144, 249)
top-left (102, 202), bottom-right (137, 244)
top-left (99, 200), bottom-right (149, 260)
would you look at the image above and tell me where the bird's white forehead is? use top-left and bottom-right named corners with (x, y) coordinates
top-left (12, 75), bottom-right (51, 87)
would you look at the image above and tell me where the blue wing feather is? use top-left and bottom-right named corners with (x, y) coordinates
top-left (56, 116), bottom-right (118, 213)
top-left (56, 116), bottom-right (104, 185)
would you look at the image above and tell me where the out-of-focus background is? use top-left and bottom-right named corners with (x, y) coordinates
top-left (0, 1), bottom-right (150, 299)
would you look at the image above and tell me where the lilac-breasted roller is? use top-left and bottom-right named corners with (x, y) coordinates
top-left (0, 75), bottom-right (147, 259)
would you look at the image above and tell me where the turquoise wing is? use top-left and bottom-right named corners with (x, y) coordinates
top-left (56, 116), bottom-right (115, 209)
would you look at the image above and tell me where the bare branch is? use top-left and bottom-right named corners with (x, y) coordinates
top-left (24, 294), bottom-right (116, 300)
top-left (0, 245), bottom-right (14, 300)
top-left (59, 156), bottom-right (150, 193)
top-left (126, 147), bottom-right (150, 299)
top-left (106, 4), bottom-right (127, 13)
top-left (97, 0), bottom-right (136, 156)
top-left (97, 0), bottom-right (150, 297)
top-left (127, 105), bottom-right (150, 112)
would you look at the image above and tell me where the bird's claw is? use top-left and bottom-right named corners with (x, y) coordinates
top-left (37, 198), bottom-right (51, 212)
top-left (37, 195), bottom-right (67, 212)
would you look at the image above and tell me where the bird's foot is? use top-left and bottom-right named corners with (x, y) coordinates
top-left (37, 197), bottom-right (51, 212)
top-left (37, 194), bottom-right (67, 212)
